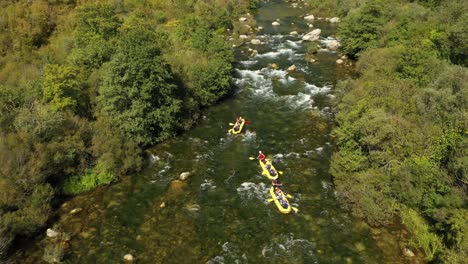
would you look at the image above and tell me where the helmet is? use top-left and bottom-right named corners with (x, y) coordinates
top-left (259, 151), bottom-right (262, 153)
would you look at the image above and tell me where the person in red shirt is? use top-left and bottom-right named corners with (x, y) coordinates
top-left (257, 151), bottom-right (266, 163)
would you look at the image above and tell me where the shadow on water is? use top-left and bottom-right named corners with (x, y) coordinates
top-left (13, 1), bottom-right (419, 263)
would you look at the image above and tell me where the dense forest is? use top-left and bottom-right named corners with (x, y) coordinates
top-left (0, 0), bottom-right (257, 258)
top-left (306, 0), bottom-right (467, 262)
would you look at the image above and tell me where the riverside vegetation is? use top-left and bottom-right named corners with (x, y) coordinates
top-left (0, 0), bottom-right (258, 258)
top-left (306, 0), bottom-right (467, 262)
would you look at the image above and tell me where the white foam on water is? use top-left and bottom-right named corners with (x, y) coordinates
top-left (255, 48), bottom-right (295, 59)
top-left (321, 180), bottom-right (332, 191)
top-left (272, 153), bottom-right (284, 162)
top-left (304, 82), bottom-right (332, 95)
top-left (241, 130), bottom-right (257, 142)
top-left (285, 152), bottom-right (301, 159)
top-left (285, 92), bottom-right (314, 109)
top-left (286, 39), bottom-right (303, 49)
top-left (200, 179), bottom-right (216, 191)
top-left (236, 182), bottom-right (270, 203)
top-left (207, 242), bottom-right (248, 264)
top-left (149, 153), bottom-right (160, 162)
top-left (261, 234), bottom-right (317, 262)
top-left (239, 60), bottom-right (258, 67)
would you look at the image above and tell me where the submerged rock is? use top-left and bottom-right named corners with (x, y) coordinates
top-left (43, 242), bottom-right (68, 263)
top-left (302, 29), bottom-right (321, 42)
top-left (69, 208), bottom-right (82, 215)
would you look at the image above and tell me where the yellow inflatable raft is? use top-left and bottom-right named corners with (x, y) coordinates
top-left (259, 159), bottom-right (279, 180)
top-left (228, 119), bottom-right (245, 134)
top-left (269, 186), bottom-right (292, 214)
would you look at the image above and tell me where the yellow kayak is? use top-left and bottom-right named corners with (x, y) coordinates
top-left (269, 187), bottom-right (292, 214)
top-left (228, 119), bottom-right (245, 134)
top-left (259, 159), bottom-right (279, 180)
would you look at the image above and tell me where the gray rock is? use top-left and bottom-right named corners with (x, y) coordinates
top-left (239, 35), bottom-right (248, 39)
top-left (304, 15), bottom-right (315, 20)
top-left (124, 254), bottom-right (135, 263)
top-left (329, 17), bottom-right (340, 23)
top-left (251, 39), bottom-right (261, 45)
top-left (46, 228), bottom-right (60, 238)
top-left (289, 31), bottom-right (298, 35)
top-left (326, 40), bottom-right (341, 50)
top-left (239, 17), bottom-right (247, 22)
top-left (403, 248), bottom-right (415, 257)
top-left (336, 59), bottom-right (344, 64)
top-left (287, 65), bottom-right (297, 72)
top-left (302, 29), bottom-right (321, 42)
top-left (272, 21), bottom-right (280, 26)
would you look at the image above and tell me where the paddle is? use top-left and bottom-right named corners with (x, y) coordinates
top-left (249, 157), bottom-right (256, 160)
top-left (267, 198), bottom-right (274, 203)
top-left (229, 120), bottom-right (251, 126)
top-left (292, 207), bottom-right (299, 213)
top-left (286, 194), bottom-right (293, 198)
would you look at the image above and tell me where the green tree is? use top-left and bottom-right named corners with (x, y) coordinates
top-left (98, 28), bottom-right (184, 145)
top-left (42, 64), bottom-right (82, 113)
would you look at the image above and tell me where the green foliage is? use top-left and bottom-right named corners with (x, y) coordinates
top-left (62, 170), bottom-right (114, 195)
top-left (338, 2), bottom-right (388, 57)
top-left (69, 3), bottom-right (121, 69)
top-left (98, 28), bottom-right (183, 145)
top-left (401, 207), bottom-right (443, 260)
top-left (329, 0), bottom-right (468, 261)
top-left (42, 64), bottom-right (82, 113)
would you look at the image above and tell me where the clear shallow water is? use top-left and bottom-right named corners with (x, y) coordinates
top-left (14, 1), bottom-right (414, 263)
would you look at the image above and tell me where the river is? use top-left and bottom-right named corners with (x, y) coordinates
top-left (13, 1), bottom-right (415, 263)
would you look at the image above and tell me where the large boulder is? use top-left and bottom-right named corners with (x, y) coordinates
top-left (302, 29), bottom-right (321, 42)
top-left (329, 17), bottom-right (340, 23)
top-left (304, 15), bottom-right (315, 21)
top-left (326, 40), bottom-right (341, 50)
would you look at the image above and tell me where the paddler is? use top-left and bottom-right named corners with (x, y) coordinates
top-left (233, 116), bottom-right (243, 131)
top-left (257, 151), bottom-right (266, 163)
top-left (269, 168), bottom-right (277, 177)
